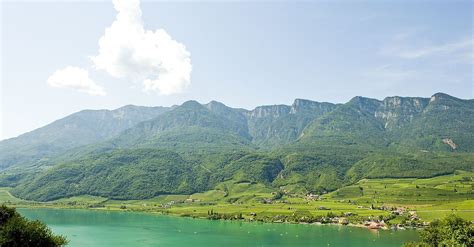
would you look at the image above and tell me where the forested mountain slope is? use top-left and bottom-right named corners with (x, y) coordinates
top-left (1, 93), bottom-right (473, 201)
top-left (0, 105), bottom-right (170, 170)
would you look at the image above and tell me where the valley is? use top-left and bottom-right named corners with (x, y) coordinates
top-left (0, 93), bottom-right (473, 230)
top-left (2, 171), bottom-right (472, 228)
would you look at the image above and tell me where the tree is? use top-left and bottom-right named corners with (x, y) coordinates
top-left (404, 214), bottom-right (473, 247)
top-left (0, 205), bottom-right (68, 247)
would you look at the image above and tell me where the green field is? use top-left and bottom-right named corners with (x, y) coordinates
top-left (2, 171), bottom-right (473, 224)
top-left (326, 171), bottom-right (473, 204)
top-left (324, 171), bottom-right (474, 221)
top-left (0, 187), bottom-right (26, 204)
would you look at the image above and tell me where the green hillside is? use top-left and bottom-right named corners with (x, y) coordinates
top-left (108, 100), bottom-right (252, 150)
top-left (394, 93), bottom-right (474, 152)
top-left (0, 105), bottom-right (170, 170)
top-left (0, 93), bottom-right (473, 205)
top-left (247, 99), bottom-right (337, 147)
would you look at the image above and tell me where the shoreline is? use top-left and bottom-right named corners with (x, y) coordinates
top-left (14, 204), bottom-right (419, 231)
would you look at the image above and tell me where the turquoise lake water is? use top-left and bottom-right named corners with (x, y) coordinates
top-left (19, 208), bottom-right (419, 247)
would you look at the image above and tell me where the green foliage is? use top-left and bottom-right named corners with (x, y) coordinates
top-left (347, 152), bottom-right (474, 181)
top-left (299, 96), bottom-right (388, 148)
top-left (247, 100), bottom-right (336, 147)
top-left (272, 146), bottom-right (368, 193)
top-left (215, 153), bottom-right (284, 184)
top-left (325, 171), bottom-right (474, 208)
top-left (0, 106), bottom-right (169, 171)
top-left (12, 149), bottom-right (207, 201)
top-left (0, 205), bottom-right (67, 246)
top-left (395, 93), bottom-right (474, 152)
top-left (404, 214), bottom-right (473, 247)
top-left (10, 150), bottom-right (285, 202)
top-left (109, 100), bottom-right (252, 150)
top-left (1, 93), bottom-right (474, 203)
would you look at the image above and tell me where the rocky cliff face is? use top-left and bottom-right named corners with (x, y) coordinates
top-left (343, 95), bottom-right (437, 130)
top-left (2, 93), bottom-right (472, 172)
top-left (247, 105), bottom-right (292, 119)
top-left (290, 99), bottom-right (336, 114)
top-left (300, 93), bottom-right (474, 151)
top-left (246, 100), bottom-right (337, 146)
top-left (375, 97), bottom-right (429, 129)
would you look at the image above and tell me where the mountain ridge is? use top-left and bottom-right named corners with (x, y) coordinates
top-left (1, 93), bottom-right (473, 202)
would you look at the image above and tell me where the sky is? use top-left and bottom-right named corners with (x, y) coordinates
top-left (1, 0), bottom-right (473, 140)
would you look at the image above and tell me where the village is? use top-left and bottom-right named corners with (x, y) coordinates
top-left (152, 191), bottom-right (429, 230)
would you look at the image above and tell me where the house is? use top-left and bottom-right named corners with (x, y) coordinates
top-left (392, 207), bottom-right (407, 215)
top-left (338, 218), bottom-right (349, 225)
top-left (368, 222), bottom-right (381, 229)
top-left (262, 198), bottom-right (273, 204)
top-left (305, 193), bottom-right (319, 201)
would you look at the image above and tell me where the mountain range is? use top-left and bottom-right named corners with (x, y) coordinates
top-left (1, 93), bottom-right (473, 201)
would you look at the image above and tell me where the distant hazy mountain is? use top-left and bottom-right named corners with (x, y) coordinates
top-left (2, 93), bottom-right (473, 201)
top-left (0, 105), bottom-right (170, 170)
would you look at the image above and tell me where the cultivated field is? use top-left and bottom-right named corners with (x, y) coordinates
top-left (1, 171), bottom-right (473, 223)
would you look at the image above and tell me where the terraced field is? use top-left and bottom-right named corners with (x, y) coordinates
top-left (324, 171), bottom-right (474, 220)
top-left (1, 171), bottom-right (472, 223)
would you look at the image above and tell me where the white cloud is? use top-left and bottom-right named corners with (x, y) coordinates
top-left (360, 64), bottom-right (418, 90)
top-left (90, 0), bottom-right (192, 95)
top-left (47, 66), bottom-right (106, 96)
top-left (381, 36), bottom-right (473, 63)
top-left (396, 39), bottom-right (473, 59)
top-left (363, 64), bottom-right (414, 81)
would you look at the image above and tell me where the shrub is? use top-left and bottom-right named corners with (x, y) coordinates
top-left (404, 214), bottom-right (473, 247)
top-left (0, 205), bottom-right (68, 247)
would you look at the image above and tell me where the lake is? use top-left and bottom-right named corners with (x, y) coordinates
top-left (19, 208), bottom-right (418, 247)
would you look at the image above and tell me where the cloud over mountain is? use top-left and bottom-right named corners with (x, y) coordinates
top-left (91, 0), bottom-right (192, 95)
top-left (46, 0), bottom-right (191, 96)
top-left (47, 66), bottom-right (106, 96)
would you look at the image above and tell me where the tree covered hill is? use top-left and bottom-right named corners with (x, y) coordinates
top-left (1, 93), bottom-right (473, 201)
top-left (298, 93), bottom-right (474, 152)
top-left (0, 105), bottom-right (170, 170)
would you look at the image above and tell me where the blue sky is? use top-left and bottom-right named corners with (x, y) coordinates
top-left (1, 0), bottom-right (473, 140)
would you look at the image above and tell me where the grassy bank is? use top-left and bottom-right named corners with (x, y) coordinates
top-left (2, 171), bottom-right (472, 227)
